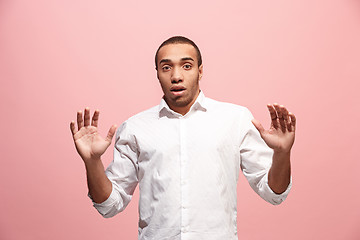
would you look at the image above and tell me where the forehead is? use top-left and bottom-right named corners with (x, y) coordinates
top-left (157, 43), bottom-right (197, 64)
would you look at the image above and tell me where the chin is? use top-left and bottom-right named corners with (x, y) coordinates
top-left (174, 99), bottom-right (192, 108)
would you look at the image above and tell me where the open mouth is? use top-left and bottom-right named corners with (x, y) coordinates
top-left (171, 89), bottom-right (185, 92)
top-left (170, 86), bottom-right (186, 96)
top-left (170, 86), bottom-right (186, 92)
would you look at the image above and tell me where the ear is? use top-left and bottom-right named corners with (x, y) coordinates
top-left (198, 64), bottom-right (203, 80)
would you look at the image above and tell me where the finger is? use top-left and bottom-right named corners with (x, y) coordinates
top-left (281, 106), bottom-right (291, 131)
top-left (273, 103), bottom-right (282, 119)
top-left (289, 112), bottom-right (296, 131)
top-left (70, 121), bottom-right (77, 136)
top-left (105, 124), bottom-right (117, 143)
top-left (91, 109), bottom-right (100, 127)
top-left (84, 107), bottom-right (91, 126)
top-left (251, 119), bottom-right (265, 136)
top-left (77, 110), bottom-right (84, 130)
top-left (281, 106), bottom-right (289, 121)
top-left (274, 104), bottom-right (286, 132)
top-left (267, 104), bottom-right (278, 129)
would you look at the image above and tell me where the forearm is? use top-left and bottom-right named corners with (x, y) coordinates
top-left (268, 151), bottom-right (291, 194)
top-left (85, 158), bottom-right (112, 203)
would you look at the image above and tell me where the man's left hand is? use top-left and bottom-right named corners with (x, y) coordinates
top-left (251, 104), bottom-right (296, 153)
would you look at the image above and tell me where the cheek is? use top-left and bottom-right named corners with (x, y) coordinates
top-left (157, 74), bottom-right (166, 84)
top-left (159, 81), bottom-right (167, 90)
top-left (158, 78), bottom-right (170, 91)
top-left (189, 73), bottom-right (200, 85)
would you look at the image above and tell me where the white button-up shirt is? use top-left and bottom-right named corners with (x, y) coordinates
top-left (91, 91), bottom-right (291, 239)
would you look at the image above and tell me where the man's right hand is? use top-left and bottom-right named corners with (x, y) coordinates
top-left (70, 108), bottom-right (117, 163)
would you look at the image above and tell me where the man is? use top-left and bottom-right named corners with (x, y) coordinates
top-left (70, 36), bottom-right (296, 239)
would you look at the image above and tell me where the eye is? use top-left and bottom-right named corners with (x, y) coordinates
top-left (183, 64), bottom-right (192, 70)
top-left (162, 65), bottom-right (171, 71)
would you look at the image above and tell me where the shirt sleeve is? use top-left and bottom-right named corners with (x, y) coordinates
top-left (89, 121), bottom-right (139, 217)
top-left (239, 108), bottom-right (292, 205)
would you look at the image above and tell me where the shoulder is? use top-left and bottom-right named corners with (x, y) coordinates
top-left (202, 97), bottom-right (256, 139)
top-left (116, 105), bottom-right (159, 134)
top-left (127, 105), bottom-right (159, 122)
top-left (204, 97), bottom-right (252, 118)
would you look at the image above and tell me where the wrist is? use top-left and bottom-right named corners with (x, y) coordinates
top-left (83, 156), bottom-right (102, 167)
top-left (273, 148), bottom-right (291, 155)
top-left (272, 144), bottom-right (292, 155)
top-left (272, 149), bottom-right (291, 162)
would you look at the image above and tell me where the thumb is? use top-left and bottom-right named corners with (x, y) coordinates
top-left (105, 124), bottom-right (117, 143)
top-left (251, 119), bottom-right (265, 136)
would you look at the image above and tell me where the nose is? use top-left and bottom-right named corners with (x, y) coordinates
top-left (171, 67), bottom-right (183, 83)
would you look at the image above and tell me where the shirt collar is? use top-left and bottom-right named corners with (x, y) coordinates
top-left (158, 91), bottom-right (207, 118)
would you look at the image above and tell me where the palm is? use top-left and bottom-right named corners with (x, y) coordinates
top-left (252, 104), bottom-right (296, 153)
top-left (70, 108), bottom-right (117, 162)
top-left (261, 124), bottom-right (295, 151)
top-left (73, 126), bottom-right (110, 160)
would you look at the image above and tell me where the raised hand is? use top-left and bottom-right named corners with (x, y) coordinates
top-left (70, 108), bottom-right (117, 163)
top-left (251, 104), bottom-right (296, 153)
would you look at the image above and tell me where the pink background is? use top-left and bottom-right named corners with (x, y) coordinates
top-left (1, 0), bottom-right (359, 239)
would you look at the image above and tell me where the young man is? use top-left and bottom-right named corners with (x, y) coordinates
top-left (70, 36), bottom-right (296, 239)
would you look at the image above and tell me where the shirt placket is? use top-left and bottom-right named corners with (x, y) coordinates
top-left (179, 116), bottom-right (189, 238)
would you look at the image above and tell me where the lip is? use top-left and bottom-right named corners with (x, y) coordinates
top-left (170, 86), bottom-right (186, 96)
top-left (170, 85), bottom-right (186, 91)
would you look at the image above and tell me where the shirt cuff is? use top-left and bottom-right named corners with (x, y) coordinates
top-left (263, 174), bottom-right (292, 205)
top-left (87, 183), bottom-right (119, 215)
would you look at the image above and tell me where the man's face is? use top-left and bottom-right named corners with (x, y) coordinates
top-left (156, 43), bottom-right (203, 115)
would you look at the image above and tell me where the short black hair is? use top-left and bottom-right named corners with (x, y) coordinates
top-left (155, 36), bottom-right (202, 70)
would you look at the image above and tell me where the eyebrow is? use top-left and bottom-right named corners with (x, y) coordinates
top-left (180, 57), bottom-right (195, 62)
top-left (159, 57), bottom-right (195, 65)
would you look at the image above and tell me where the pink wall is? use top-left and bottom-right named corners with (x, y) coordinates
top-left (1, 0), bottom-right (359, 239)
